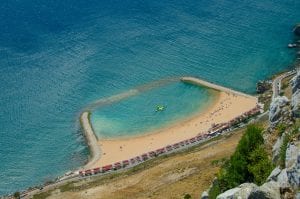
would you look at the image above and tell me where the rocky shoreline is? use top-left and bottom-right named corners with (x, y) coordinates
top-left (201, 24), bottom-right (300, 199)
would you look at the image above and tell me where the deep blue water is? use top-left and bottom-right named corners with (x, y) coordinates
top-left (0, 0), bottom-right (300, 195)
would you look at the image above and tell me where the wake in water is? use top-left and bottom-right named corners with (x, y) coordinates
top-left (86, 77), bottom-right (180, 111)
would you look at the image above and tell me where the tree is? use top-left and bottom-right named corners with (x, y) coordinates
top-left (248, 147), bottom-right (273, 185)
top-left (215, 124), bottom-right (271, 192)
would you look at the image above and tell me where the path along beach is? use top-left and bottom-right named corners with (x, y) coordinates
top-left (81, 77), bottom-right (258, 169)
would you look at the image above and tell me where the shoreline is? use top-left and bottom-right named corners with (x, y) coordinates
top-left (95, 89), bottom-right (219, 141)
top-left (80, 77), bottom-right (258, 169)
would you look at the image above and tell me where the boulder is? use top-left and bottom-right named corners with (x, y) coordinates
top-left (269, 96), bottom-right (289, 124)
top-left (248, 181), bottom-right (281, 199)
top-left (267, 167), bottom-right (281, 182)
top-left (201, 191), bottom-right (209, 199)
top-left (276, 169), bottom-right (290, 188)
top-left (216, 183), bottom-right (257, 199)
top-left (216, 187), bottom-right (241, 199)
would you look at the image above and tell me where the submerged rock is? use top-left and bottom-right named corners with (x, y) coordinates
top-left (294, 24), bottom-right (300, 36)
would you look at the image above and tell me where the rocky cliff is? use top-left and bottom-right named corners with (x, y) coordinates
top-left (291, 71), bottom-right (300, 118)
top-left (202, 70), bottom-right (300, 199)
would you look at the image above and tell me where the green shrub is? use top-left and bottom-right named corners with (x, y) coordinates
top-left (183, 193), bottom-right (192, 199)
top-left (208, 181), bottom-right (221, 199)
top-left (248, 147), bottom-right (273, 185)
top-left (213, 124), bottom-right (273, 193)
top-left (277, 124), bottom-right (287, 136)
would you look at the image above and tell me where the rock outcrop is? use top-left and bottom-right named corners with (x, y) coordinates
top-left (269, 96), bottom-right (289, 124)
top-left (248, 181), bottom-right (281, 199)
top-left (291, 71), bottom-right (300, 118)
top-left (256, 80), bottom-right (272, 94)
top-left (285, 142), bottom-right (300, 189)
top-left (267, 166), bottom-right (282, 182)
top-left (201, 191), bottom-right (209, 199)
top-left (272, 135), bottom-right (285, 163)
top-left (216, 183), bottom-right (257, 199)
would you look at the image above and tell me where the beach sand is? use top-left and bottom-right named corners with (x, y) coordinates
top-left (88, 90), bottom-right (257, 168)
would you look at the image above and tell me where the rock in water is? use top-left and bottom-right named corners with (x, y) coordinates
top-left (294, 24), bottom-right (300, 36)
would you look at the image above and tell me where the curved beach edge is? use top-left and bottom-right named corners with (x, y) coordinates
top-left (80, 112), bottom-right (101, 169)
top-left (180, 76), bottom-right (257, 99)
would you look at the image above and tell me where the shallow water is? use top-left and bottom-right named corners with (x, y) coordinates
top-left (91, 82), bottom-right (217, 138)
top-left (0, 0), bottom-right (300, 195)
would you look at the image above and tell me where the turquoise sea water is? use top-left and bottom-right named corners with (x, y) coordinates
top-left (0, 0), bottom-right (300, 195)
top-left (91, 82), bottom-right (216, 138)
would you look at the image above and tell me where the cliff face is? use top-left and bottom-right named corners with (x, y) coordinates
top-left (291, 71), bottom-right (300, 118)
top-left (202, 71), bottom-right (300, 199)
top-left (210, 139), bottom-right (300, 199)
top-left (269, 96), bottom-right (289, 124)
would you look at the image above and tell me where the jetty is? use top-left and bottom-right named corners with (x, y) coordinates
top-left (181, 76), bottom-right (256, 99)
top-left (80, 112), bottom-right (101, 169)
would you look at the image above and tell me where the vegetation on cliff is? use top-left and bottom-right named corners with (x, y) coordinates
top-left (209, 124), bottom-right (274, 198)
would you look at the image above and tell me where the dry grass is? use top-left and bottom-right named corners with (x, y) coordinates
top-left (40, 129), bottom-right (247, 199)
top-left (281, 76), bottom-right (293, 99)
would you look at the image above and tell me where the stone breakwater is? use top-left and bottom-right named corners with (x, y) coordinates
top-left (80, 112), bottom-right (101, 169)
top-left (78, 76), bottom-right (260, 177)
top-left (180, 77), bottom-right (256, 99)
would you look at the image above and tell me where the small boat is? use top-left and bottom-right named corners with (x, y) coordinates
top-left (288, 43), bottom-right (297, 48)
top-left (156, 105), bottom-right (166, 112)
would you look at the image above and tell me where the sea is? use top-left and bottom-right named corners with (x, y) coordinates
top-left (0, 0), bottom-right (299, 195)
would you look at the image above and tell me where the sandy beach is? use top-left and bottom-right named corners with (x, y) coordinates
top-left (87, 84), bottom-right (258, 168)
